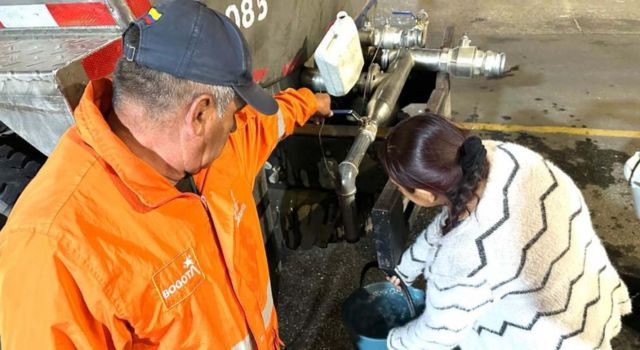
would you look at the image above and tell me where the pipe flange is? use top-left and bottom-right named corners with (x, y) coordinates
top-left (339, 161), bottom-right (360, 175)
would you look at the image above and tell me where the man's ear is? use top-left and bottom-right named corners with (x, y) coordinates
top-left (184, 94), bottom-right (215, 136)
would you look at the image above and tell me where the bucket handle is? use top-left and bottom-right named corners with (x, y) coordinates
top-left (359, 260), bottom-right (418, 318)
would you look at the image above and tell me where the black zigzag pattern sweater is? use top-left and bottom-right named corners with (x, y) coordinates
top-left (388, 141), bottom-right (632, 350)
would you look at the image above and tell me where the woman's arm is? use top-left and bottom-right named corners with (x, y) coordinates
top-left (387, 277), bottom-right (494, 350)
top-left (394, 209), bottom-right (447, 285)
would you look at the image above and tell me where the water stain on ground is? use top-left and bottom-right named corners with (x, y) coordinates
top-left (466, 113), bottom-right (480, 122)
top-left (480, 132), bottom-right (629, 189)
top-left (483, 36), bottom-right (522, 44)
top-left (488, 64), bottom-right (519, 80)
top-left (605, 243), bottom-right (640, 278)
top-left (590, 40), bottom-right (608, 47)
top-left (466, 107), bottom-right (481, 122)
top-left (551, 102), bottom-right (567, 111)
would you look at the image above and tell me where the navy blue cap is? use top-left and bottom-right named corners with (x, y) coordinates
top-left (123, 0), bottom-right (278, 115)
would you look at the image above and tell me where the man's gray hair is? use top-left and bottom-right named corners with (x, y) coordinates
top-left (112, 26), bottom-right (235, 120)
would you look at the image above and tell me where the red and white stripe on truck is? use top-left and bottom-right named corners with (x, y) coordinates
top-left (0, 0), bottom-right (270, 82)
top-left (0, 0), bottom-right (152, 29)
top-left (0, 0), bottom-right (153, 79)
top-left (0, 2), bottom-right (116, 28)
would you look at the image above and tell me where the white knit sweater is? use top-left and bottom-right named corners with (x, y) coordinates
top-left (387, 141), bottom-right (632, 350)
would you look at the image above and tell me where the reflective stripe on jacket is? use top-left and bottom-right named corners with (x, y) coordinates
top-left (0, 79), bottom-right (318, 349)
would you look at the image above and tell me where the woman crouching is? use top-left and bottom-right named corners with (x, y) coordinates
top-left (381, 113), bottom-right (632, 350)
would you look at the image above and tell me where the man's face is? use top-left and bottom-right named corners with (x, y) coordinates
top-left (202, 96), bottom-right (245, 165)
top-left (181, 95), bottom-right (246, 174)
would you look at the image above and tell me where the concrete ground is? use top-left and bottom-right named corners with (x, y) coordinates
top-left (277, 0), bottom-right (640, 349)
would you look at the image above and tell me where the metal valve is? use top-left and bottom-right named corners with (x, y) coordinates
top-left (375, 34), bottom-right (507, 78)
top-left (359, 9), bottom-right (429, 49)
top-left (442, 34), bottom-right (506, 78)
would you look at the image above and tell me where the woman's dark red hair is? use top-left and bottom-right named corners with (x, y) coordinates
top-left (380, 113), bottom-right (489, 230)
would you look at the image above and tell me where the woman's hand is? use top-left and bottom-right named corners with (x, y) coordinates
top-left (386, 275), bottom-right (402, 290)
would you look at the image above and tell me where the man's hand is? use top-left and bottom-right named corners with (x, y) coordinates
top-left (311, 93), bottom-right (332, 124)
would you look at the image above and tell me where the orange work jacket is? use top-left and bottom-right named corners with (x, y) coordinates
top-left (0, 79), bottom-right (318, 349)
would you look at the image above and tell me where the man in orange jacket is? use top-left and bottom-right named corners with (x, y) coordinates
top-left (0, 1), bottom-right (331, 349)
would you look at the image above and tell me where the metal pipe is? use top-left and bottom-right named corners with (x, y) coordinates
top-left (293, 124), bottom-right (390, 139)
top-left (377, 46), bottom-right (506, 78)
top-left (338, 127), bottom-right (376, 242)
top-left (301, 66), bottom-right (387, 94)
top-left (359, 29), bottom-right (374, 46)
top-left (355, 63), bottom-right (387, 92)
top-left (367, 52), bottom-right (415, 125)
top-left (408, 48), bottom-right (441, 69)
top-left (300, 69), bottom-right (327, 92)
top-left (368, 33), bottom-right (507, 78)
top-left (337, 51), bottom-right (415, 242)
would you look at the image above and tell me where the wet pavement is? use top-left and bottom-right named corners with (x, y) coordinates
top-left (277, 0), bottom-right (640, 349)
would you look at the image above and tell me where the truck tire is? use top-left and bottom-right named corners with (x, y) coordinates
top-left (0, 132), bottom-right (46, 225)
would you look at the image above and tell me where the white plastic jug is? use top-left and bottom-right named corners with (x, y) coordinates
top-left (314, 11), bottom-right (364, 97)
top-left (624, 151), bottom-right (640, 220)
